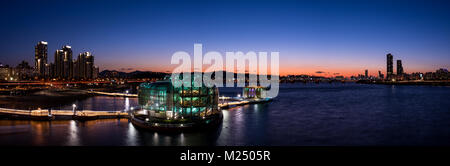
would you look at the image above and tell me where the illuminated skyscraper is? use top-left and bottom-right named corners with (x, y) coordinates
top-left (365, 69), bottom-right (368, 78)
top-left (77, 52), bottom-right (95, 80)
top-left (62, 45), bottom-right (73, 79)
top-left (77, 53), bottom-right (86, 79)
top-left (54, 49), bottom-right (64, 78)
top-left (386, 53), bottom-right (393, 79)
top-left (86, 53), bottom-right (94, 79)
top-left (54, 45), bottom-right (73, 79)
top-left (397, 60), bottom-right (403, 75)
top-left (34, 41), bottom-right (48, 77)
top-left (44, 43), bottom-right (98, 80)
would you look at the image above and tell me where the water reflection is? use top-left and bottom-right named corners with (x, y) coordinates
top-left (67, 121), bottom-right (80, 146)
top-left (31, 121), bottom-right (45, 145)
top-left (124, 97), bottom-right (130, 112)
top-left (60, 96), bottom-right (138, 111)
top-left (153, 132), bottom-right (159, 145)
top-left (180, 133), bottom-right (185, 145)
top-left (1, 83), bottom-right (449, 146)
top-left (126, 122), bottom-right (138, 146)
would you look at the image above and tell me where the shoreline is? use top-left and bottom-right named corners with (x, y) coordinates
top-left (356, 80), bottom-right (450, 86)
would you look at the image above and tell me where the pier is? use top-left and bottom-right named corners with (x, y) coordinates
top-left (218, 98), bottom-right (273, 109)
top-left (0, 97), bottom-right (272, 121)
top-left (0, 107), bottom-right (129, 120)
top-left (85, 90), bottom-right (138, 97)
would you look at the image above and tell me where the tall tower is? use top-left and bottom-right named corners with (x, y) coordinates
top-left (85, 52), bottom-right (94, 79)
top-left (62, 45), bottom-right (73, 79)
top-left (386, 53), bottom-right (393, 79)
top-left (35, 41), bottom-right (48, 77)
top-left (77, 52), bottom-right (94, 80)
top-left (93, 66), bottom-right (99, 79)
top-left (54, 49), bottom-right (64, 78)
top-left (77, 53), bottom-right (86, 79)
top-left (365, 69), bottom-right (368, 78)
top-left (73, 59), bottom-right (78, 79)
top-left (397, 60), bottom-right (403, 75)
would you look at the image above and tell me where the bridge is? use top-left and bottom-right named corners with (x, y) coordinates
top-left (0, 107), bottom-right (129, 120)
top-left (218, 98), bottom-right (272, 109)
top-left (0, 97), bottom-right (272, 121)
top-left (84, 90), bottom-right (138, 97)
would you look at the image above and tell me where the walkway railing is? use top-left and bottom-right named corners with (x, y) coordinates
top-left (84, 90), bottom-right (138, 97)
top-left (0, 107), bottom-right (129, 119)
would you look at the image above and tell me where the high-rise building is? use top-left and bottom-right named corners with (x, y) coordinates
top-left (77, 53), bottom-right (86, 79)
top-left (93, 66), bottom-right (99, 79)
top-left (378, 70), bottom-right (384, 79)
top-left (49, 63), bottom-right (55, 78)
top-left (86, 53), bottom-right (94, 79)
top-left (54, 49), bottom-right (64, 78)
top-left (40, 43), bottom-right (98, 80)
top-left (365, 69), bottom-right (368, 78)
top-left (72, 59), bottom-right (78, 79)
top-left (54, 46), bottom-right (73, 79)
top-left (62, 45), bottom-right (73, 79)
top-left (76, 52), bottom-right (95, 80)
top-left (386, 53), bottom-right (393, 79)
top-left (35, 41), bottom-right (48, 77)
top-left (397, 60), bottom-right (403, 75)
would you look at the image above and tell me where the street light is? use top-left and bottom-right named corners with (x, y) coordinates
top-left (72, 104), bottom-right (77, 115)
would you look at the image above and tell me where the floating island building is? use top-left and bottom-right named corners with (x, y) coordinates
top-left (131, 75), bottom-right (222, 131)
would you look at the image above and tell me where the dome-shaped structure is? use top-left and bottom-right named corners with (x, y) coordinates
top-left (131, 75), bottom-right (222, 131)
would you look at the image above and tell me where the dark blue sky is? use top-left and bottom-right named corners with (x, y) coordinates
top-left (1, 0), bottom-right (449, 76)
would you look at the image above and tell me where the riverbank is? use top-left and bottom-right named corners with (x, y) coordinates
top-left (357, 80), bottom-right (450, 86)
top-left (0, 89), bottom-right (94, 109)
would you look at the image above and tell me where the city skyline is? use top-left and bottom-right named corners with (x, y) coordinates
top-left (1, 0), bottom-right (450, 153)
top-left (31, 41), bottom-right (99, 80)
top-left (2, 41), bottom-right (445, 79)
top-left (1, 0), bottom-right (450, 77)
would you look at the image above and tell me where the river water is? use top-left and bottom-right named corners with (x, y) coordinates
top-left (1, 83), bottom-right (449, 146)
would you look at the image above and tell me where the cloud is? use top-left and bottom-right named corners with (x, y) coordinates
top-left (315, 71), bottom-right (325, 74)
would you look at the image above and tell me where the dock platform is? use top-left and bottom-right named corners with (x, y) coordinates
top-left (0, 97), bottom-right (272, 121)
top-left (0, 108), bottom-right (129, 120)
top-left (219, 98), bottom-right (273, 109)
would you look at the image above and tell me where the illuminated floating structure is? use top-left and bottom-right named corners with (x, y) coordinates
top-left (131, 75), bottom-right (222, 131)
top-left (219, 86), bottom-right (273, 109)
top-left (242, 86), bottom-right (269, 99)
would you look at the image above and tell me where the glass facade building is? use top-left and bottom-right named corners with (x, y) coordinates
top-left (137, 77), bottom-right (220, 121)
top-left (243, 86), bottom-right (267, 99)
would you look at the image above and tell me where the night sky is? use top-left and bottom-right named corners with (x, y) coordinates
top-left (1, 0), bottom-right (449, 76)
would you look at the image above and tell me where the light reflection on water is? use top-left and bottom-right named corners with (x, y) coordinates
top-left (126, 123), bottom-right (138, 146)
top-left (67, 120), bottom-right (80, 146)
top-left (0, 83), bottom-right (450, 146)
top-left (60, 96), bottom-right (138, 111)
